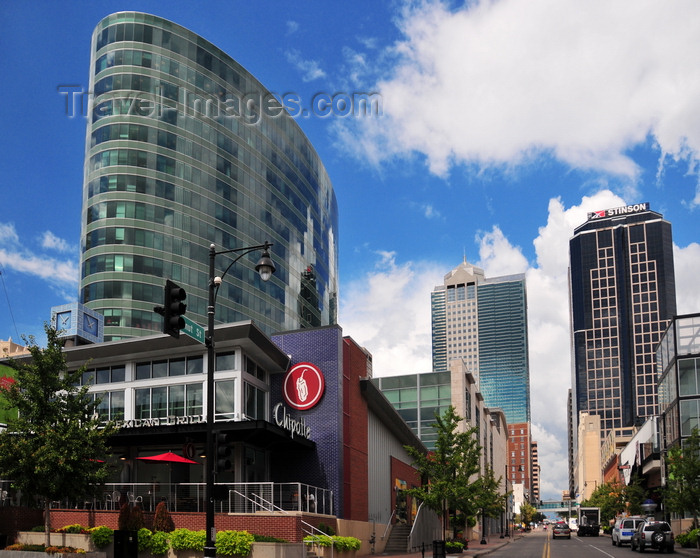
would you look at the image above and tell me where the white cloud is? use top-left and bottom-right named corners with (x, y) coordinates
top-left (40, 231), bottom-right (74, 253)
top-left (0, 222), bottom-right (79, 287)
top-left (674, 242), bottom-right (700, 315)
top-left (340, 251), bottom-right (444, 375)
top-left (340, 0), bottom-right (700, 204)
top-left (285, 49), bottom-right (326, 82)
top-left (286, 21), bottom-right (299, 35)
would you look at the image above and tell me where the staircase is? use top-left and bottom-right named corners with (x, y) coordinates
top-left (383, 523), bottom-right (411, 554)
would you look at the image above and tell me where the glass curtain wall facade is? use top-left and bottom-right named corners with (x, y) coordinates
top-left (81, 12), bottom-right (338, 340)
top-left (373, 372), bottom-right (452, 450)
top-left (478, 276), bottom-right (530, 424)
top-left (569, 205), bottom-right (676, 439)
top-left (658, 313), bottom-right (700, 449)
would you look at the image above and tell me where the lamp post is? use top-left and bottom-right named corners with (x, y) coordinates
top-left (204, 242), bottom-right (276, 558)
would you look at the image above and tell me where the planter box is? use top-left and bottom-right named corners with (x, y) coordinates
top-left (13, 534), bottom-right (303, 558)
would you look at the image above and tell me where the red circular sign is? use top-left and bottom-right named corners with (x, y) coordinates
top-left (283, 362), bottom-right (325, 410)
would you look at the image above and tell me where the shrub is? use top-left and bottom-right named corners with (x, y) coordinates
top-left (445, 540), bottom-right (464, 553)
top-left (170, 529), bottom-right (206, 551)
top-left (332, 537), bottom-right (361, 552)
top-left (30, 526), bottom-right (45, 532)
top-left (118, 504), bottom-right (131, 531)
top-left (57, 525), bottom-right (86, 534)
top-left (149, 531), bottom-right (170, 555)
top-left (303, 535), bottom-right (360, 551)
top-left (137, 528), bottom-right (153, 552)
top-left (46, 546), bottom-right (85, 554)
top-left (128, 505), bottom-right (145, 531)
top-left (89, 526), bottom-right (114, 549)
top-left (216, 530), bottom-right (255, 556)
top-left (318, 523), bottom-right (336, 536)
top-left (676, 528), bottom-right (700, 548)
top-left (153, 501), bottom-right (175, 533)
top-left (253, 534), bottom-right (288, 543)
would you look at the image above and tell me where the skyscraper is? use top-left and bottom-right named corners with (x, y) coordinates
top-left (430, 260), bottom-right (532, 492)
top-left (569, 202), bottom-right (676, 439)
top-left (80, 12), bottom-right (338, 340)
top-left (430, 260), bottom-right (531, 424)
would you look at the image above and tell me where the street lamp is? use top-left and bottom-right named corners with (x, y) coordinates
top-left (204, 242), bottom-right (276, 558)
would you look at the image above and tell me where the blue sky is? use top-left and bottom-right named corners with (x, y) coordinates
top-left (1, 0), bottom-right (699, 499)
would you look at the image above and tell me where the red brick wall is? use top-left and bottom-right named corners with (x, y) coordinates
top-left (46, 510), bottom-right (334, 543)
top-left (390, 456), bottom-right (422, 523)
top-left (342, 338), bottom-right (369, 521)
top-left (0, 507), bottom-right (43, 544)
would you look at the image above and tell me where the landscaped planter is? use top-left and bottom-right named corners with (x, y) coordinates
top-left (12, 533), bottom-right (304, 558)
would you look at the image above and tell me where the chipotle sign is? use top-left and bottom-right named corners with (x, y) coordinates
top-left (282, 362), bottom-right (325, 410)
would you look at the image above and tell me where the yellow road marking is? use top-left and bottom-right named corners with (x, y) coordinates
top-left (542, 531), bottom-right (550, 558)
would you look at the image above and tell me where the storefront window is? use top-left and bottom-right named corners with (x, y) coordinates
top-left (216, 379), bottom-right (235, 420)
top-left (169, 385), bottom-right (185, 416)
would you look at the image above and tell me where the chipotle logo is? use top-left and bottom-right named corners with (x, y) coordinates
top-left (282, 362), bottom-right (325, 410)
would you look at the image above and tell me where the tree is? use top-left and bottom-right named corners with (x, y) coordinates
top-left (519, 502), bottom-right (536, 528)
top-left (404, 406), bottom-right (504, 539)
top-left (581, 481), bottom-right (626, 526)
top-left (664, 427), bottom-right (700, 529)
top-left (0, 325), bottom-right (117, 544)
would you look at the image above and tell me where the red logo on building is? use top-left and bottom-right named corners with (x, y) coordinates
top-left (283, 362), bottom-right (325, 411)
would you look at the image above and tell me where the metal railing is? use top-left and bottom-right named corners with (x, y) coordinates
top-left (43, 481), bottom-right (333, 516)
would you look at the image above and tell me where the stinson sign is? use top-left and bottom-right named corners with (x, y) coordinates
top-left (588, 202), bottom-right (649, 221)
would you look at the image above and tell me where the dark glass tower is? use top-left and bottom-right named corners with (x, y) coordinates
top-left (569, 203), bottom-right (676, 438)
top-left (80, 12), bottom-right (338, 340)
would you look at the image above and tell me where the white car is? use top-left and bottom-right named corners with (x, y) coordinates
top-left (611, 516), bottom-right (645, 546)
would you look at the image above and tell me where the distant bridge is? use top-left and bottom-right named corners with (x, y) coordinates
top-left (536, 500), bottom-right (580, 513)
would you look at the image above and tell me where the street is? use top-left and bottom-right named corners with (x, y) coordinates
top-left (482, 529), bottom-right (654, 558)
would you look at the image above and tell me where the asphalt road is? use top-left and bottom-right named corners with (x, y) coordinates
top-left (483, 529), bottom-right (668, 558)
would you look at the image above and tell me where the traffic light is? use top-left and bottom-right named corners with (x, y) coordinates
top-left (215, 432), bottom-right (232, 473)
top-left (161, 279), bottom-right (186, 338)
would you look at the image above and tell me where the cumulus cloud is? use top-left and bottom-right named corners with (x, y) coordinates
top-left (0, 222), bottom-right (79, 287)
top-left (339, 0), bottom-right (700, 204)
top-left (40, 230), bottom-right (74, 253)
top-left (285, 49), bottom-right (326, 82)
top-left (341, 190), bottom-right (700, 497)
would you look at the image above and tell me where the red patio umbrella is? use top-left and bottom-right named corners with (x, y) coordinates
top-left (135, 451), bottom-right (198, 464)
top-left (135, 452), bottom-right (200, 508)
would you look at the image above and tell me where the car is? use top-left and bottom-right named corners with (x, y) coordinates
top-left (630, 520), bottom-right (675, 553)
top-left (612, 516), bottom-right (646, 546)
top-left (552, 521), bottom-right (571, 539)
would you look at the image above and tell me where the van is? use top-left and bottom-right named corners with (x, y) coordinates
top-left (612, 516), bottom-right (646, 546)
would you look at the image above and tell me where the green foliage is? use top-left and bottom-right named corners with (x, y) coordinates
top-left (57, 524), bottom-right (87, 534)
top-left (149, 531), bottom-right (170, 555)
top-left (675, 528), bottom-right (700, 548)
top-left (664, 428), bottom-right (700, 529)
top-left (580, 482), bottom-right (625, 526)
top-left (303, 535), bottom-right (360, 551)
top-left (89, 526), bottom-right (113, 549)
top-left (0, 325), bottom-right (117, 540)
top-left (170, 528), bottom-right (206, 551)
top-left (137, 528), bottom-right (153, 552)
top-left (317, 523), bottom-right (336, 536)
top-left (519, 503), bottom-right (536, 526)
top-left (152, 501), bottom-right (175, 532)
top-left (215, 530), bottom-right (255, 556)
top-left (252, 535), bottom-right (288, 543)
top-left (445, 540), bottom-right (464, 553)
top-left (403, 406), bottom-right (504, 537)
top-left (31, 526), bottom-right (46, 532)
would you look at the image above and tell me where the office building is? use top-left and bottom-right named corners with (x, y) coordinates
top-left (374, 362), bottom-right (510, 536)
top-left (430, 261), bottom-right (532, 494)
top-left (80, 12), bottom-right (338, 340)
top-left (430, 260), bottom-right (530, 425)
top-left (569, 203), bottom-right (676, 441)
top-left (658, 313), bottom-right (700, 450)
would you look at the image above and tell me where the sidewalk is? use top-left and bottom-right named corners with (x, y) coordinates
top-left (376, 533), bottom-right (521, 558)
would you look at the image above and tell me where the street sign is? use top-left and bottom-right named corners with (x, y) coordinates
top-left (182, 316), bottom-right (205, 344)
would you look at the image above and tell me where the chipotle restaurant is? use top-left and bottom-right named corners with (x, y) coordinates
top-left (4, 321), bottom-right (426, 543)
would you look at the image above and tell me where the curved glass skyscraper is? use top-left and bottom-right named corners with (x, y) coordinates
top-left (80, 12), bottom-right (338, 340)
